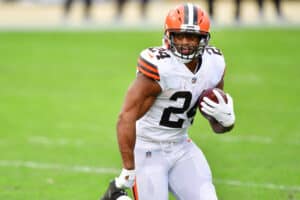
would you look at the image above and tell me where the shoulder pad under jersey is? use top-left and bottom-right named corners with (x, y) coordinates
top-left (204, 45), bottom-right (226, 70)
top-left (205, 46), bottom-right (224, 62)
top-left (137, 47), bottom-right (171, 81)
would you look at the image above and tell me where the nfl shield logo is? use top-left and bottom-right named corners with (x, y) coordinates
top-left (146, 151), bottom-right (152, 158)
top-left (192, 77), bottom-right (197, 84)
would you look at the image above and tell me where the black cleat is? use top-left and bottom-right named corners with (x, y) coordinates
top-left (100, 179), bottom-right (128, 200)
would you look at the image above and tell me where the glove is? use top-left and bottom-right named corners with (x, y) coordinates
top-left (100, 179), bottom-right (128, 200)
top-left (115, 168), bottom-right (136, 189)
top-left (200, 89), bottom-right (235, 127)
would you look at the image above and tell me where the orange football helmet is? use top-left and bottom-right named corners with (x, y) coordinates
top-left (164, 3), bottom-right (211, 63)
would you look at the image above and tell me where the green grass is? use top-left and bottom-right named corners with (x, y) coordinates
top-left (0, 28), bottom-right (300, 200)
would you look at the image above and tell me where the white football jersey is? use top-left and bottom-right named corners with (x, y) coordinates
top-left (136, 46), bottom-right (225, 142)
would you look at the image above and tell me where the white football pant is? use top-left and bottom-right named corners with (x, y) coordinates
top-left (133, 138), bottom-right (218, 200)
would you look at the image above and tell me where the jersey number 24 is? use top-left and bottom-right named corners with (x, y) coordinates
top-left (159, 91), bottom-right (197, 128)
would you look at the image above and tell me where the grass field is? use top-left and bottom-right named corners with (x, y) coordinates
top-left (0, 28), bottom-right (300, 200)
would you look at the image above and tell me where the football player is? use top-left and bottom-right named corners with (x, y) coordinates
top-left (100, 3), bottom-right (235, 200)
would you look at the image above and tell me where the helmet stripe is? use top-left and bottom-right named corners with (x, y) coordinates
top-left (184, 3), bottom-right (198, 26)
top-left (193, 5), bottom-right (198, 25)
top-left (183, 4), bottom-right (189, 25)
top-left (187, 3), bottom-right (194, 25)
top-left (178, 4), bottom-right (202, 32)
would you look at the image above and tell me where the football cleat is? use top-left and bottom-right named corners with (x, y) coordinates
top-left (100, 180), bottom-right (132, 200)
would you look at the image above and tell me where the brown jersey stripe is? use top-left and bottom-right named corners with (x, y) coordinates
top-left (138, 57), bottom-right (159, 74)
top-left (137, 63), bottom-right (159, 78)
top-left (138, 66), bottom-right (160, 81)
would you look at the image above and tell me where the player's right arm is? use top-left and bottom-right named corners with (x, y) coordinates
top-left (114, 48), bottom-right (163, 189)
top-left (117, 72), bottom-right (161, 169)
top-left (115, 68), bottom-right (161, 189)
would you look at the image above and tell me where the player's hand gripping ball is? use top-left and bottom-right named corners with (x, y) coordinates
top-left (199, 88), bottom-right (228, 119)
top-left (199, 88), bottom-right (235, 127)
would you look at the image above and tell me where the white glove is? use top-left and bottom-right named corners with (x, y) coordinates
top-left (115, 168), bottom-right (136, 189)
top-left (200, 89), bottom-right (235, 127)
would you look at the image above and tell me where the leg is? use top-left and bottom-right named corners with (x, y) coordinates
top-left (83, 0), bottom-right (92, 19)
top-left (140, 0), bottom-right (149, 20)
top-left (115, 0), bottom-right (127, 20)
top-left (64, 0), bottom-right (73, 17)
top-left (257, 0), bottom-right (264, 18)
top-left (134, 148), bottom-right (169, 200)
top-left (207, 0), bottom-right (214, 20)
top-left (168, 141), bottom-right (217, 200)
top-left (273, 0), bottom-right (282, 18)
top-left (235, 0), bottom-right (241, 22)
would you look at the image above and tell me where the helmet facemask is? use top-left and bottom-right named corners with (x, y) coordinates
top-left (165, 31), bottom-right (210, 64)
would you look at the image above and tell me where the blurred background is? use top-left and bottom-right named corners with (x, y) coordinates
top-left (0, 0), bottom-right (299, 29)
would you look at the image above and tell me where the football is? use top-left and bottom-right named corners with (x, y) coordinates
top-left (198, 88), bottom-right (228, 116)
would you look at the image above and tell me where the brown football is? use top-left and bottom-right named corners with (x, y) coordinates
top-left (198, 88), bottom-right (228, 116)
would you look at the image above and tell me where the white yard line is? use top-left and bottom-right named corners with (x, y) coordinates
top-left (199, 134), bottom-right (300, 145)
top-left (214, 135), bottom-right (273, 144)
top-left (215, 179), bottom-right (300, 192)
top-left (25, 134), bottom-right (300, 147)
top-left (0, 160), bottom-right (299, 192)
top-left (0, 160), bottom-right (119, 174)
